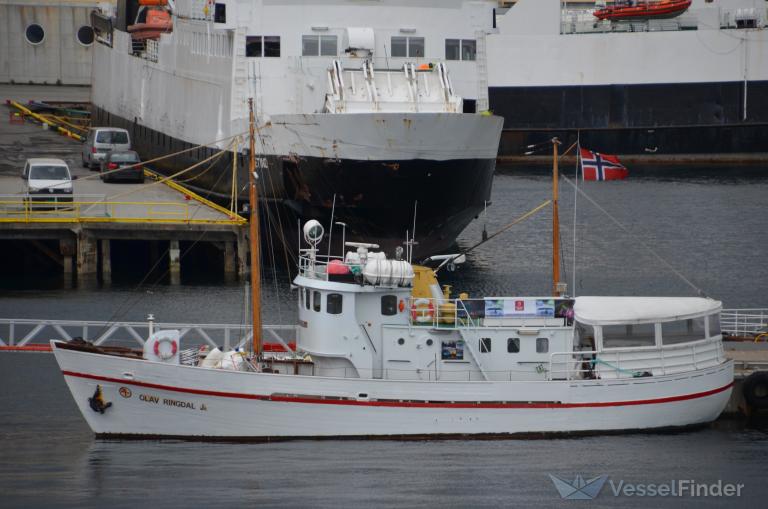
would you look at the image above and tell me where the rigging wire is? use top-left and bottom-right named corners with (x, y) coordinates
top-left (561, 174), bottom-right (708, 297)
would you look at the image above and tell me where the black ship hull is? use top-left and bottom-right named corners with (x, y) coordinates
top-left (93, 107), bottom-right (496, 257)
top-left (490, 80), bottom-right (768, 162)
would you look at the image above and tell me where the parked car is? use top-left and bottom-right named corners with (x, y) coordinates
top-left (82, 128), bottom-right (131, 170)
top-left (22, 158), bottom-right (75, 206)
top-left (100, 150), bottom-right (145, 183)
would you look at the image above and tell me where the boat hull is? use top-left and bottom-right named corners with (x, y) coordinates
top-left (93, 106), bottom-right (501, 255)
top-left (53, 342), bottom-right (733, 439)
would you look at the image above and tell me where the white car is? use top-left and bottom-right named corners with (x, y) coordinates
top-left (22, 158), bottom-right (75, 204)
top-left (82, 127), bottom-right (132, 169)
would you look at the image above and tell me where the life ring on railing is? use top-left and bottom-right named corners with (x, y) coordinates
top-left (743, 371), bottom-right (768, 411)
top-left (410, 298), bottom-right (434, 323)
top-left (154, 337), bottom-right (178, 360)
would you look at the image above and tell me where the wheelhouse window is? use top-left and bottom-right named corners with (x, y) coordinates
top-left (302, 35), bottom-right (338, 56)
top-left (507, 338), bottom-right (520, 353)
top-left (327, 293), bottom-right (343, 314)
top-left (708, 314), bottom-right (721, 337)
top-left (246, 36), bottom-right (280, 57)
top-left (536, 338), bottom-right (549, 353)
top-left (391, 36), bottom-right (424, 58)
top-left (381, 295), bottom-right (397, 316)
top-left (313, 291), bottom-right (321, 312)
top-left (662, 318), bottom-right (706, 345)
top-left (445, 39), bottom-right (476, 61)
top-left (479, 337), bottom-right (491, 353)
top-left (602, 323), bottom-right (656, 348)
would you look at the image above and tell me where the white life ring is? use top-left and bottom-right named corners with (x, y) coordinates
top-left (410, 298), bottom-right (434, 323)
top-left (154, 337), bottom-right (178, 360)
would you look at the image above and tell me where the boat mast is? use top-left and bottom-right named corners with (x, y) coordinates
top-left (248, 98), bottom-right (262, 357)
top-left (552, 137), bottom-right (562, 297)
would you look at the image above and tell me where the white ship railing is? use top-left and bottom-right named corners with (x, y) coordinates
top-left (0, 318), bottom-right (297, 353)
top-left (548, 336), bottom-right (725, 381)
top-left (721, 309), bottom-right (768, 338)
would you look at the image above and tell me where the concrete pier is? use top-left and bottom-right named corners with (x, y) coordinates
top-left (0, 94), bottom-right (248, 282)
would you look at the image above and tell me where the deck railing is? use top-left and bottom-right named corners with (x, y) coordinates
top-left (721, 309), bottom-right (768, 338)
top-left (548, 336), bottom-right (725, 381)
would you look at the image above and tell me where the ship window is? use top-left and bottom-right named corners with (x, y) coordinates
top-left (313, 291), bottom-right (321, 312)
top-left (214, 3), bottom-right (226, 24)
top-left (479, 337), bottom-right (491, 353)
top-left (304, 288), bottom-right (310, 309)
top-left (507, 338), bottom-right (520, 353)
top-left (245, 36), bottom-right (262, 57)
top-left (381, 295), bottom-right (397, 316)
top-left (662, 318), bottom-right (706, 345)
top-left (76, 26), bottom-right (95, 46)
top-left (708, 314), bottom-right (721, 337)
top-left (536, 338), bottom-right (549, 354)
top-left (445, 39), bottom-right (475, 61)
top-left (327, 293), bottom-right (343, 314)
top-left (302, 35), bottom-right (337, 56)
top-left (391, 36), bottom-right (424, 58)
top-left (264, 36), bottom-right (281, 57)
top-left (25, 24), bottom-right (45, 45)
top-left (602, 323), bottom-right (656, 348)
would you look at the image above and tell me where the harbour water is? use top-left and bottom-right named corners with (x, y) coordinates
top-left (2, 171), bottom-right (768, 507)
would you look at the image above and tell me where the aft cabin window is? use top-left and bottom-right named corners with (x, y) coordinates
top-left (602, 323), bottom-right (656, 348)
top-left (662, 317), bottom-right (706, 345)
top-left (302, 35), bottom-right (338, 56)
top-left (445, 39), bottom-right (476, 61)
top-left (536, 338), bottom-right (549, 354)
top-left (313, 291), bottom-right (321, 312)
top-left (479, 337), bottom-right (491, 353)
top-left (381, 295), bottom-right (397, 316)
top-left (246, 36), bottom-right (280, 57)
top-left (327, 293), bottom-right (343, 315)
top-left (391, 36), bottom-right (425, 58)
top-left (507, 338), bottom-right (520, 353)
top-left (304, 288), bottom-right (310, 310)
top-left (708, 314), bottom-right (721, 337)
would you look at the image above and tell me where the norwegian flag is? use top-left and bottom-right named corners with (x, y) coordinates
top-left (580, 148), bottom-right (628, 181)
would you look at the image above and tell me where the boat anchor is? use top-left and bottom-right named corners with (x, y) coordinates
top-left (88, 385), bottom-right (113, 414)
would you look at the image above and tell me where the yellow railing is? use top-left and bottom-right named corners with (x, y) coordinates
top-left (0, 199), bottom-right (241, 225)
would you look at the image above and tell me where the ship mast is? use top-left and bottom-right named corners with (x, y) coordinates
top-left (552, 137), bottom-right (562, 297)
top-left (248, 98), bottom-right (262, 357)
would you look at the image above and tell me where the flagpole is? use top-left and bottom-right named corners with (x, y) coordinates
top-left (552, 137), bottom-right (562, 297)
top-left (572, 133), bottom-right (580, 298)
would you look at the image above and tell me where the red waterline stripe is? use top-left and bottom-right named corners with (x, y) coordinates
top-left (61, 370), bottom-right (734, 410)
top-left (1, 345), bottom-right (52, 352)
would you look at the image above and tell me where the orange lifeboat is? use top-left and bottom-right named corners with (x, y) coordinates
top-left (593, 0), bottom-right (692, 21)
top-left (128, 9), bottom-right (173, 41)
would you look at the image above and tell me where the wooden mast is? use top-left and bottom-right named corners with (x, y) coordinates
top-left (248, 98), bottom-right (262, 357)
top-left (552, 137), bottom-right (562, 297)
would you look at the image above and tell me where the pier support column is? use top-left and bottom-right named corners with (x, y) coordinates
top-left (59, 239), bottom-right (75, 276)
top-left (169, 239), bottom-right (181, 284)
top-left (101, 239), bottom-right (112, 283)
top-left (224, 241), bottom-right (236, 276)
top-left (236, 229), bottom-right (248, 278)
top-left (76, 232), bottom-right (98, 282)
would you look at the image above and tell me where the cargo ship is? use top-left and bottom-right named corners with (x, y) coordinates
top-left (487, 0), bottom-right (768, 162)
top-left (88, 0), bottom-right (503, 255)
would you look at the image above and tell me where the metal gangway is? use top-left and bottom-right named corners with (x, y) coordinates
top-left (0, 318), bottom-right (298, 353)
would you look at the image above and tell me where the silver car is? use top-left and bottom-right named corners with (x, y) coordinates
top-left (81, 128), bottom-right (131, 169)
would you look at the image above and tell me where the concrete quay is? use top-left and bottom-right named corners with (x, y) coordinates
top-left (0, 86), bottom-right (249, 283)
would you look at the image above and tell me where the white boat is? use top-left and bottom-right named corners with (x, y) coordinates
top-left (87, 0), bottom-right (504, 255)
top-left (51, 137), bottom-right (733, 440)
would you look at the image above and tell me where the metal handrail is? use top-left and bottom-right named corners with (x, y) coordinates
top-left (721, 308), bottom-right (768, 336)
